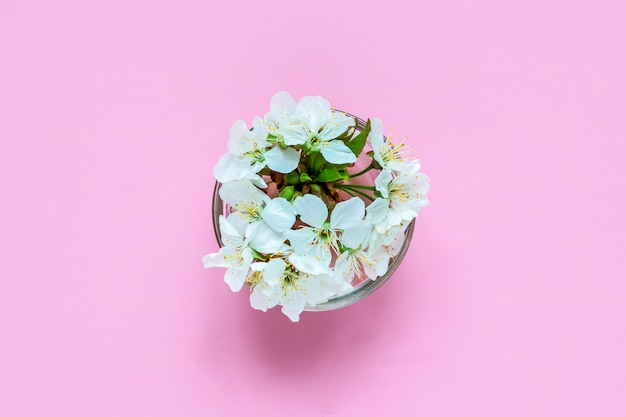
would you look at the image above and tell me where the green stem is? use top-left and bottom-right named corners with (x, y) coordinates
top-left (334, 184), bottom-right (375, 201)
top-left (339, 188), bottom-right (357, 198)
top-left (349, 164), bottom-right (375, 178)
top-left (339, 183), bottom-right (376, 191)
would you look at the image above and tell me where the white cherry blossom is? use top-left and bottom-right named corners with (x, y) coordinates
top-left (202, 215), bottom-right (253, 292)
top-left (219, 180), bottom-right (295, 253)
top-left (285, 195), bottom-right (365, 274)
top-left (214, 117), bottom-right (299, 187)
top-left (369, 118), bottom-right (421, 174)
top-left (205, 91), bottom-right (430, 321)
top-left (248, 257), bottom-right (347, 322)
top-left (334, 221), bottom-right (394, 282)
top-left (276, 95), bottom-right (356, 164)
top-left (264, 91), bottom-right (297, 127)
top-left (366, 169), bottom-right (430, 233)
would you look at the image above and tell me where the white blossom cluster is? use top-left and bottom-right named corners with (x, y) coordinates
top-left (203, 92), bottom-right (430, 321)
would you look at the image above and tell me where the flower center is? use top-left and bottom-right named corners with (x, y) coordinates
top-left (381, 140), bottom-right (411, 164)
top-left (310, 222), bottom-right (339, 254)
top-left (243, 148), bottom-right (265, 163)
top-left (224, 250), bottom-right (244, 267)
top-left (245, 270), bottom-right (263, 287)
top-left (347, 249), bottom-right (376, 281)
top-left (389, 184), bottom-right (412, 204)
top-left (235, 202), bottom-right (264, 221)
top-left (281, 264), bottom-right (304, 297)
top-left (309, 134), bottom-right (322, 149)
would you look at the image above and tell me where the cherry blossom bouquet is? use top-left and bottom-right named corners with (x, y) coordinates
top-left (203, 92), bottom-right (430, 321)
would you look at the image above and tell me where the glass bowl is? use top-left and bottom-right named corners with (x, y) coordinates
top-left (212, 112), bottom-right (415, 311)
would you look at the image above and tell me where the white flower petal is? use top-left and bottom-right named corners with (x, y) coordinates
top-left (414, 172), bottom-right (431, 194)
top-left (334, 252), bottom-right (351, 279)
top-left (330, 197), bottom-right (365, 230)
top-left (386, 231), bottom-right (406, 257)
top-left (365, 198), bottom-right (389, 225)
top-left (264, 146), bottom-right (300, 174)
top-left (263, 258), bottom-right (286, 286)
top-left (318, 112), bottom-right (355, 141)
top-left (301, 276), bottom-right (322, 306)
top-left (320, 140), bottom-right (357, 164)
top-left (227, 120), bottom-right (250, 155)
top-left (247, 173), bottom-right (268, 189)
top-left (249, 222), bottom-right (285, 254)
top-left (292, 194), bottom-right (328, 227)
top-left (219, 179), bottom-right (269, 209)
top-left (269, 91), bottom-right (297, 122)
top-left (250, 284), bottom-right (279, 311)
top-left (386, 208), bottom-right (405, 229)
top-left (218, 215), bottom-right (243, 244)
top-left (369, 118), bottom-right (384, 149)
top-left (224, 266), bottom-right (248, 292)
top-left (243, 220), bottom-right (259, 242)
top-left (362, 248), bottom-right (390, 280)
top-left (280, 288), bottom-right (306, 322)
top-left (281, 305), bottom-right (303, 322)
top-left (250, 285), bottom-right (270, 311)
top-left (284, 228), bottom-right (316, 254)
top-left (369, 222), bottom-right (407, 251)
top-left (340, 221), bottom-right (371, 249)
top-left (277, 115), bottom-right (309, 146)
top-left (262, 198), bottom-right (295, 232)
top-left (202, 251), bottom-right (228, 268)
top-left (227, 212), bottom-right (251, 237)
top-left (213, 154), bottom-right (257, 183)
top-left (288, 249), bottom-right (331, 275)
top-left (388, 158), bottom-right (420, 174)
top-left (215, 247), bottom-right (238, 268)
top-left (297, 95), bottom-right (331, 133)
top-left (317, 273), bottom-right (350, 301)
top-left (251, 116), bottom-right (269, 138)
top-left (374, 168), bottom-right (393, 197)
top-left (242, 247), bottom-right (253, 266)
top-left (250, 262), bottom-right (266, 272)
top-left (373, 219), bottom-right (391, 234)
top-left (416, 195), bottom-right (430, 209)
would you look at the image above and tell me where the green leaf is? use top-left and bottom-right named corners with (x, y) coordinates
top-left (278, 185), bottom-right (295, 200)
top-left (309, 183), bottom-right (322, 195)
top-left (316, 167), bottom-right (346, 182)
top-left (285, 171), bottom-right (300, 185)
top-left (346, 118), bottom-right (371, 157)
top-left (299, 172), bottom-right (312, 183)
top-left (325, 162), bottom-right (350, 171)
top-left (308, 152), bottom-right (326, 175)
top-left (336, 126), bottom-right (355, 143)
top-left (291, 190), bottom-right (303, 202)
top-left (366, 149), bottom-right (382, 169)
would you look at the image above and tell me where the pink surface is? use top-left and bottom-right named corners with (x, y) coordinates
top-left (1, 0), bottom-right (625, 415)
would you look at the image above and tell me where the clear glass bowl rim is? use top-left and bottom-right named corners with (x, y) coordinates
top-left (211, 111), bottom-right (415, 311)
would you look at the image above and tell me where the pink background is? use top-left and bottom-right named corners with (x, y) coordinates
top-left (1, 0), bottom-right (625, 416)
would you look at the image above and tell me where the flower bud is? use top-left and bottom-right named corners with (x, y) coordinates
top-left (285, 171), bottom-right (300, 185)
top-left (278, 185), bottom-right (295, 200)
top-left (309, 183), bottom-right (323, 196)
